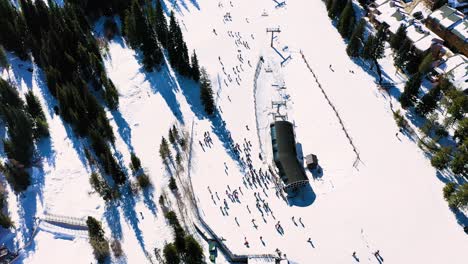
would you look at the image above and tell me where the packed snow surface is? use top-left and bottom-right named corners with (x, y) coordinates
top-left (1, 0), bottom-right (467, 263)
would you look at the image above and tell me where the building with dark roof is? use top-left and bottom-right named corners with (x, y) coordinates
top-left (270, 121), bottom-right (309, 196)
top-left (305, 154), bottom-right (318, 170)
top-left (426, 5), bottom-right (468, 56)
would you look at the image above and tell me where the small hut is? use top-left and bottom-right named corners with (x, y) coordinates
top-left (305, 154), bottom-right (318, 170)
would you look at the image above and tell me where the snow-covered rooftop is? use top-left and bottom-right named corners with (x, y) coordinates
top-left (406, 23), bottom-right (429, 42)
top-left (449, 63), bottom-right (468, 92)
top-left (375, 0), bottom-right (392, 7)
top-left (439, 10), bottom-right (464, 29)
top-left (429, 5), bottom-right (458, 23)
top-left (405, 22), bottom-right (442, 52)
top-left (410, 2), bottom-right (431, 17)
top-left (435, 54), bottom-right (468, 74)
top-left (375, 1), bottom-right (408, 33)
top-left (450, 19), bottom-right (468, 41)
top-left (414, 34), bottom-right (441, 52)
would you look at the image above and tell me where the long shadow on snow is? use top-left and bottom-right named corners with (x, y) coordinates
top-left (176, 76), bottom-right (243, 169)
top-left (452, 208), bottom-right (468, 233)
top-left (111, 110), bottom-right (134, 153)
top-left (15, 167), bottom-right (45, 255)
top-left (171, 0), bottom-right (200, 12)
top-left (120, 184), bottom-right (149, 257)
top-left (8, 55), bottom-right (33, 91)
top-left (113, 139), bottom-right (157, 215)
top-left (167, 0), bottom-right (183, 14)
top-left (114, 147), bottom-right (157, 219)
top-left (142, 186), bottom-right (158, 216)
top-left (188, 0), bottom-right (200, 10)
top-left (288, 184), bottom-right (316, 207)
top-left (104, 201), bottom-right (124, 240)
top-left (142, 62), bottom-right (185, 124)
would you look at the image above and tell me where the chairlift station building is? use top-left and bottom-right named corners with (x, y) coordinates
top-left (270, 121), bottom-right (309, 196)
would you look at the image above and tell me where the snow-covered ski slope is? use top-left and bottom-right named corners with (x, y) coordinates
top-left (181, 0), bottom-right (468, 263)
top-left (0, 0), bottom-right (466, 263)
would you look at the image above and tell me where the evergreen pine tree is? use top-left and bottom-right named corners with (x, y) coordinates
top-left (159, 137), bottom-right (171, 161)
top-left (0, 78), bottom-right (24, 109)
top-left (191, 50), bottom-right (200, 82)
top-left (199, 68), bottom-right (215, 116)
top-left (163, 243), bottom-right (180, 264)
top-left (184, 235), bottom-right (204, 264)
top-left (168, 11), bottom-right (179, 68)
top-left (400, 73), bottom-right (422, 108)
top-left (86, 216), bottom-right (110, 263)
top-left (454, 118), bottom-right (468, 143)
top-left (123, 8), bottom-right (138, 48)
top-left (0, 45), bottom-right (8, 71)
top-left (446, 90), bottom-right (468, 122)
top-left (373, 25), bottom-right (386, 60)
top-left (172, 124), bottom-right (179, 142)
top-left (131, 1), bottom-right (145, 47)
top-left (326, 0), bottom-right (334, 11)
top-left (1, 160), bottom-right (30, 192)
top-left (443, 182), bottom-right (456, 200)
top-left (361, 34), bottom-right (375, 61)
top-left (167, 11), bottom-right (190, 76)
top-left (25, 90), bottom-right (46, 120)
top-left (168, 127), bottom-right (175, 145)
top-left (15, 13), bottom-right (30, 60)
top-left (337, 0), bottom-right (356, 39)
top-left (394, 39), bottom-right (412, 70)
top-left (390, 24), bottom-right (407, 50)
top-left (2, 108), bottom-right (34, 167)
top-left (25, 90), bottom-right (49, 138)
top-left (346, 18), bottom-right (365, 57)
top-left (418, 52), bottom-right (434, 74)
top-left (103, 78), bottom-right (119, 110)
top-left (416, 85), bottom-right (441, 116)
top-left (450, 143), bottom-right (467, 177)
top-left (405, 49), bottom-right (423, 74)
top-left (132, 1), bottom-right (162, 71)
top-left (155, 0), bottom-right (168, 47)
top-left (130, 152), bottom-right (142, 173)
top-left (431, 147), bottom-right (451, 170)
top-left (329, 0), bottom-right (347, 19)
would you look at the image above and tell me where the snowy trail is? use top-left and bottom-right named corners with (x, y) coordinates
top-left (300, 50), bottom-right (362, 167)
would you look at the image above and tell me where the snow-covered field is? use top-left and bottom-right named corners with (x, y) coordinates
top-left (1, 0), bottom-right (467, 263)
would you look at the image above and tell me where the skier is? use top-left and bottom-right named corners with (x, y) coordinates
top-left (299, 217), bottom-right (304, 226)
